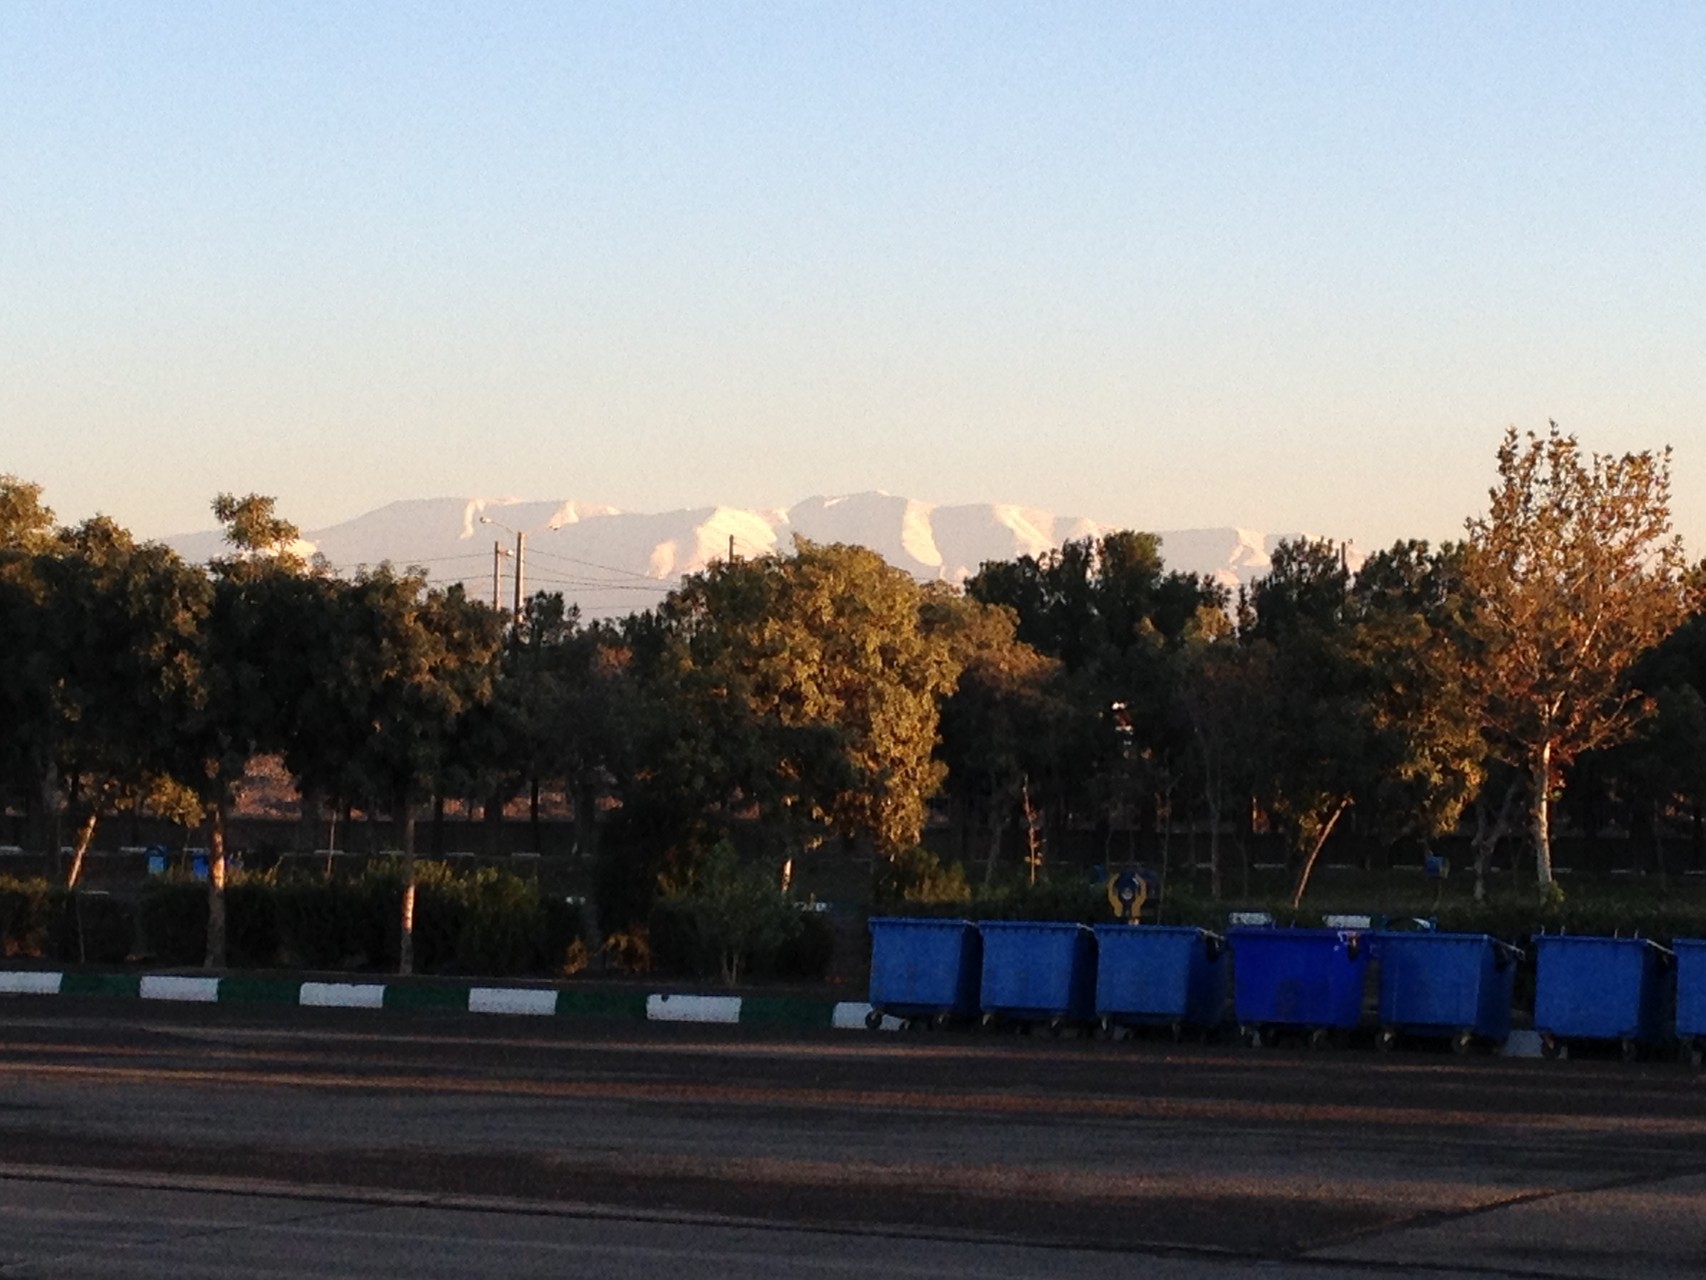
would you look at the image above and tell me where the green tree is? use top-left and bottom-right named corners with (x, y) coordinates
top-left (0, 477), bottom-right (58, 837)
top-left (1242, 539), bottom-right (1373, 907)
top-left (1463, 424), bottom-right (1690, 892)
top-left (313, 568), bottom-right (503, 973)
top-left (926, 591), bottom-right (1066, 883)
top-left (654, 540), bottom-right (960, 876)
top-left (180, 494), bottom-right (312, 966)
top-left (965, 532), bottom-right (1227, 868)
top-left (1347, 541), bottom-right (1486, 865)
top-left (39, 518), bottom-right (208, 889)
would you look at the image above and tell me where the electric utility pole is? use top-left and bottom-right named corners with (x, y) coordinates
top-left (512, 531), bottom-right (526, 620)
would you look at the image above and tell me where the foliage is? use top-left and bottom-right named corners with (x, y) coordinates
top-left (1463, 424), bottom-right (1690, 888)
top-left (48, 891), bottom-right (136, 964)
top-left (652, 841), bottom-right (825, 984)
top-left (873, 846), bottom-right (971, 907)
top-left (655, 540), bottom-right (961, 859)
top-left (127, 863), bottom-right (572, 977)
top-left (0, 876), bottom-right (53, 957)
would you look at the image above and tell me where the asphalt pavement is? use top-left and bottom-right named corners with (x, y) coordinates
top-left (2, 998), bottom-right (1705, 1277)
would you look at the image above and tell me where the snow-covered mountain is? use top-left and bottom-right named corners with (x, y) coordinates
top-left (165, 493), bottom-right (1353, 618)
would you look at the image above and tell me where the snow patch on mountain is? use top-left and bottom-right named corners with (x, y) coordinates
top-left (163, 492), bottom-right (1356, 617)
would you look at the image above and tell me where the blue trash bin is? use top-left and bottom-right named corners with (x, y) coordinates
top-left (1674, 939), bottom-right (1706, 1054)
top-left (1093, 925), bottom-right (1225, 1035)
top-left (867, 917), bottom-right (983, 1029)
top-left (977, 921), bottom-right (1096, 1030)
top-left (1228, 926), bottom-right (1371, 1046)
top-left (1532, 934), bottom-right (1674, 1058)
top-left (1375, 930), bottom-right (1518, 1052)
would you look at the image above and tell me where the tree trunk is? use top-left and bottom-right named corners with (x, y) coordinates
top-left (1530, 743), bottom-right (1554, 890)
top-left (65, 810), bottom-right (99, 890)
top-left (529, 777), bottom-right (541, 853)
top-left (1289, 800), bottom-right (1350, 910)
top-left (572, 778), bottom-right (599, 861)
top-left (204, 800), bottom-right (228, 970)
top-left (297, 783), bottom-right (322, 853)
top-left (1471, 777), bottom-right (1520, 903)
top-left (398, 790), bottom-right (417, 976)
top-left (984, 796), bottom-right (1007, 888)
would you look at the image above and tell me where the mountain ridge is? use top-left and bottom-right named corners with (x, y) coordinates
top-left (164, 492), bottom-right (1358, 618)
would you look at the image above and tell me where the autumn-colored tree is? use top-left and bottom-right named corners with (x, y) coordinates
top-left (1463, 424), bottom-right (1690, 892)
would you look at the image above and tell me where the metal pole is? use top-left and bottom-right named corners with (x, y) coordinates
top-left (492, 541), bottom-right (503, 611)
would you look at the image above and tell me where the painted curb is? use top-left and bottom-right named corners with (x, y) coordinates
top-left (140, 975), bottom-right (220, 1004)
top-left (300, 981), bottom-right (385, 1010)
top-left (0, 972), bottom-right (62, 996)
top-left (0, 968), bottom-right (861, 1029)
top-left (469, 986), bottom-right (558, 1017)
top-left (647, 993), bottom-right (741, 1024)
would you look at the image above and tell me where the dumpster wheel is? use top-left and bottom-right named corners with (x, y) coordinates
top-left (1451, 1029), bottom-right (1476, 1056)
top-left (864, 1009), bottom-right (885, 1032)
top-left (1375, 1027), bottom-right (1398, 1053)
top-left (1620, 1037), bottom-right (1641, 1064)
top-left (1306, 1027), bottom-right (1333, 1051)
top-left (1540, 1033), bottom-right (1563, 1060)
top-left (1239, 1025), bottom-right (1264, 1049)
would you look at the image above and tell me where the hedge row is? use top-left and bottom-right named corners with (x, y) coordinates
top-left (0, 877), bottom-right (132, 964)
top-left (873, 856), bottom-right (1706, 944)
top-left (647, 897), bottom-right (834, 983)
top-left (1, 866), bottom-right (590, 978)
top-left (3, 863), bottom-right (838, 983)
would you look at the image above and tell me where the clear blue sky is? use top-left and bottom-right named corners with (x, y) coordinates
top-left (4, 2), bottom-right (1703, 552)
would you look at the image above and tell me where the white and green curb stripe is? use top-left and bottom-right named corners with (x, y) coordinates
top-left (0, 969), bottom-right (882, 1030)
top-left (300, 981), bottom-right (385, 1009)
top-left (0, 972), bottom-right (62, 996)
top-left (140, 975), bottom-right (220, 1003)
top-left (648, 993), bottom-right (741, 1023)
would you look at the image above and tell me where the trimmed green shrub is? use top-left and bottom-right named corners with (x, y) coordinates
top-left (1, 876), bottom-right (53, 958)
top-left (137, 880), bottom-right (208, 964)
top-left (456, 869), bottom-right (545, 977)
top-left (761, 909), bottom-right (834, 981)
top-left (46, 890), bottom-right (134, 964)
top-left (649, 843), bottom-right (835, 984)
top-left (274, 876), bottom-right (388, 970)
top-left (873, 847), bottom-right (970, 907)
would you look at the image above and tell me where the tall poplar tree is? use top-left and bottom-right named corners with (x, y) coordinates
top-left (1463, 424), bottom-right (1689, 893)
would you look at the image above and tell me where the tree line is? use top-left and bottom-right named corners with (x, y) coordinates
top-left (2, 425), bottom-right (1700, 970)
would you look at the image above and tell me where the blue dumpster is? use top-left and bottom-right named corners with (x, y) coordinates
top-left (1093, 925), bottom-right (1225, 1035)
top-left (1674, 939), bottom-right (1706, 1053)
top-left (866, 917), bottom-right (982, 1029)
top-left (1228, 926), bottom-right (1371, 1046)
top-left (1374, 931), bottom-right (1518, 1051)
top-left (977, 921), bottom-right (1096, 1029)
top-left (1532, 934), bottom-right (1673, 1058)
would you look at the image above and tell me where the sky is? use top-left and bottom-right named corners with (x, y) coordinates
top-left (4, 2), bottom-right (1704, 554)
